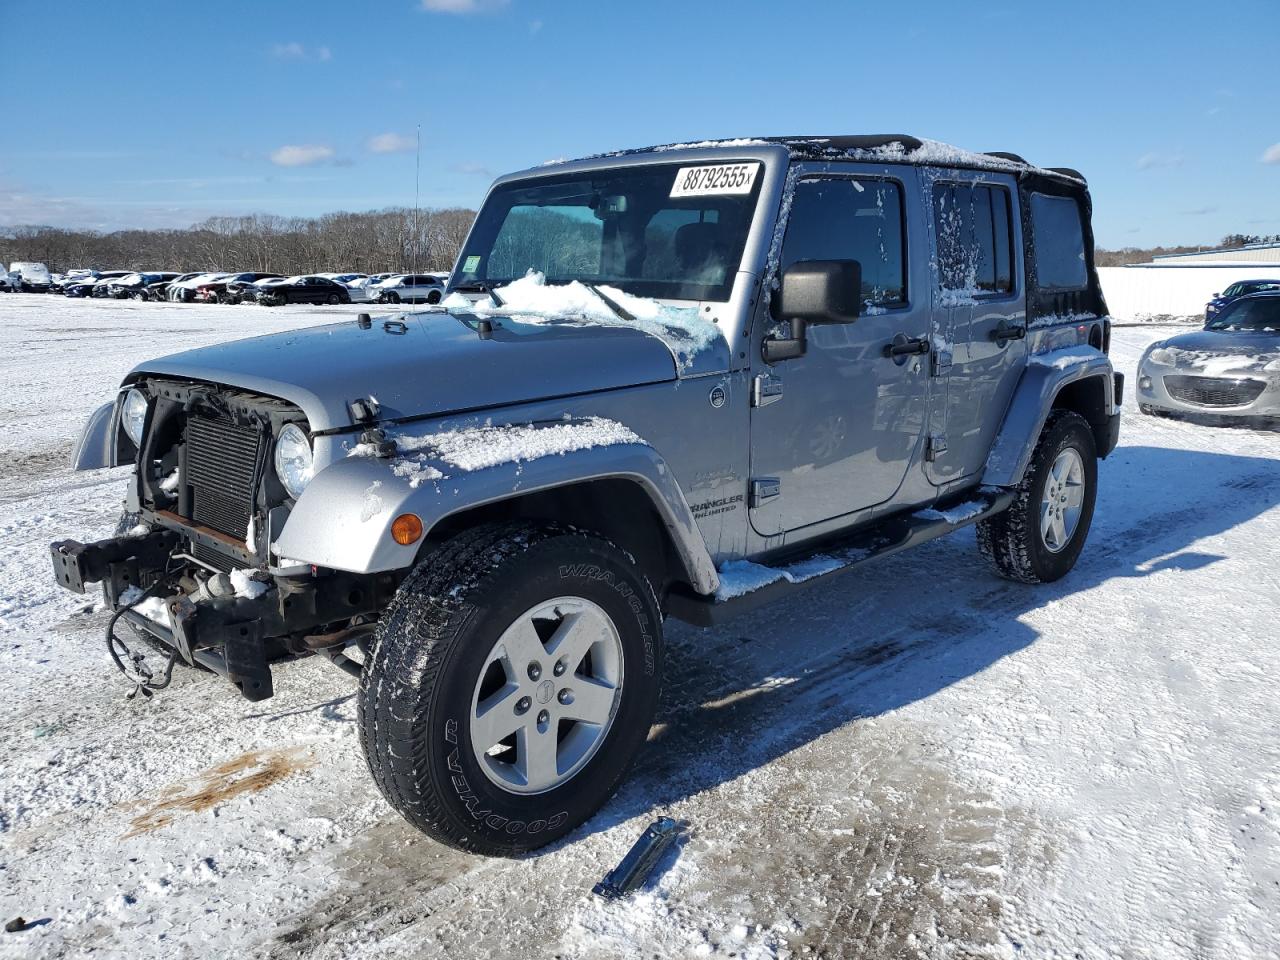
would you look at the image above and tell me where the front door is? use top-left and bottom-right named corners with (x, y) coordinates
top-left (922, 171), bottom-right (1027, 485)
top-left (749, 166), bottom-right (931, 536)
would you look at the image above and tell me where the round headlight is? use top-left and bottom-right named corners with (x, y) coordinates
top-left (1148, 346), bottom-right (1175, 366)
top-left (274, 423), bottom-right (314, 499)
top-left (121, 388), bottom-right (148, 447)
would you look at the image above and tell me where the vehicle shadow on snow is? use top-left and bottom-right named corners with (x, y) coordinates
top-left (573, 443), bottom-right (1280, 840)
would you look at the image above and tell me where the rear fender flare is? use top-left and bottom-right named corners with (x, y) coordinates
top-left (272, 440), bottom-right (719, 595)
top-left (983, 348), bottom-right (1117, 488)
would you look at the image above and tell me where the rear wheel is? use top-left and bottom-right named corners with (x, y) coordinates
top-left (359, 522), bottom-right (662, 856)
top-left (977, 409), bottom-right (1097, 584)
top-left (427, 290), bottom-right (442, 305)
top-left (326, 293), bottom-right (340, 304)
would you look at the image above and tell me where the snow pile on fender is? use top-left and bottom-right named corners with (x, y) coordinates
top-left (351, 416), bottom-right (643, 487)
top-left (443, 270), bottom-right (724, 372)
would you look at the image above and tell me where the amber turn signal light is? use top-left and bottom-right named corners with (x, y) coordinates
top-left (391, 513), bottom-right (423, 545)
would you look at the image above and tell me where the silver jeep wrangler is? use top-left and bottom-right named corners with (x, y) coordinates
top-left (52, 135), bottom-right (1121, 856)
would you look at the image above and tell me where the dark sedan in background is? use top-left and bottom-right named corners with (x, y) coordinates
top-left (256, 275), bottom-right (351, 305)
top-left (1205, 279), bottom-right (1280, 320)
top-left (65, 271), bottom-right (129, 297)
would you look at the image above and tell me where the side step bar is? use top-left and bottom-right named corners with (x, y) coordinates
top-left (666, 489), bottom-right (1016, 627)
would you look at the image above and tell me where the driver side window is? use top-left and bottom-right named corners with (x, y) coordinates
top-left (780, 177), bottom-right (907, 307)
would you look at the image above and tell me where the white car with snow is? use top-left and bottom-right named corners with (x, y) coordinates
top-left (54, 134), bottom-right (1120, 857)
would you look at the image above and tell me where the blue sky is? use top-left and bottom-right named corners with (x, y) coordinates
top-left (2, 0), bottom-right (1278, 248)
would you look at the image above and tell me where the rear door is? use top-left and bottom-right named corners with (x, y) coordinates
top-left (748, 164), bottom-right (931, 536)
top-left (922, 172), bottom-right (1026, 485)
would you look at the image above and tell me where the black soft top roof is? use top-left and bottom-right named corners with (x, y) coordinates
top-left (575, 134), bottom-right (1087, 185)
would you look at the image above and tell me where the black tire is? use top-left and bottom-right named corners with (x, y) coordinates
top-left (977, 409), bottom-right (1098, 584)
top-left (387, 292), bottom-right (401, 304)
top-left (326, 293), bottom-right (340, 304)
top-left (359, 521), bottom-right (663, 856)
top-left (427, 290), bottom-right (442, 305)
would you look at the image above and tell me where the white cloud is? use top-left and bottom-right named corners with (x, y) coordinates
top-left (1261, 143), bottom-right (1280, 165)
top-left (368, 133), bottom-right (417, 154)
top-left (270, 144), bottom-right (336, 167)
top-left (271, 42), bottom-right (332, 61)
top-left (1135, 152), bottom-right (1182, 171)
top-left (420, 0), bottom-right (508, 13)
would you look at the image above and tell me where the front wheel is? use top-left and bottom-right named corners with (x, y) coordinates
top-left (359, 522), bottom-right (662, 856)
top-left (977, 409), bottom-right (1097, 584)
top-left (386, 291), bottom-right (401, 304)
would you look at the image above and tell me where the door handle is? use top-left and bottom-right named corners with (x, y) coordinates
top-left (990, 320), bottom-right (1027, 343)
top-left (883, 334), bottom-right (931, 359)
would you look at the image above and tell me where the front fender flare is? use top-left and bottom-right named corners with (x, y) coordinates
top-left (71, 399), bottom-right (122, 471)
top-left (272, 441), bottom-right (720, 595)
top-left (983, 347), bottom-right (1117, 488)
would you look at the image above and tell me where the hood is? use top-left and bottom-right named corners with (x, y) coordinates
top-left (130, 310), bottom-right (680, 431)
top-left (1153, 329), bottom-right (1280, 375)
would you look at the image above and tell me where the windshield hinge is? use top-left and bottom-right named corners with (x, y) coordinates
top-left (931, 346), bottom-right (953, 377)
top-left (749, 477), bottom-right (781, 508)
top-left (751, 372), bottom-right (784, 407)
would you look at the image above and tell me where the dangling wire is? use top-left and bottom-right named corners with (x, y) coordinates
top-left (106, 571), bottom-right (181, 700)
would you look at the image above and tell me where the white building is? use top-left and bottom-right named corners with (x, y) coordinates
top-left (1097, 242), bottom-right (1280, 323)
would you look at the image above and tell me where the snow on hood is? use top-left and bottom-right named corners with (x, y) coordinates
top-left (349, 416), bottom-right (642, 487)
top-left (442, 270), bottom-right (725, 372)
top-left (1147, 330), bottom-right (1280, 375)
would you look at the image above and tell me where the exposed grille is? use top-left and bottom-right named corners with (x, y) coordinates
top-left (186, 415), bottom-right (262, 539)
top-left (1164, 375), bottom-right (1265, 408)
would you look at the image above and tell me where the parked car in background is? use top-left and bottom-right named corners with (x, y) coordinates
top-left (52, 269), bottom-right (97, 293)
top-left (141, 272), bottom-right (194, 301)
top-left (108, 272), bottom-right (183, 299)
top-left (257, 275), bottom-right (351, 305)
top-left (1139, 291), bottom-right (1280, 423)
top-left (1205, 279), bottom-right (1280, 320)
top-left (194, 272), bottom-right (282, 303)
top-left (8, 261), bottom-right (53, 292)
top-left (167, 273), bottom-right (230, 302)
top-left (373, 273), bottom-right (444, 304)
top-left (222, 274), bottom-right (284, 304)
top-left (65, 271), bottom-right (127, 297)
top-left (317, 272), bottom-right (373, 303)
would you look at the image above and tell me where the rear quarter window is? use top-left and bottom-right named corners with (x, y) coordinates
top-left (1030, 193), bottom-right (1087, 290)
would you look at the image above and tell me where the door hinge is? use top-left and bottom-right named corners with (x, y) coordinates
top-left (749, 477), bottom-right (781, 507)
top-left (751, 372), bottom-right (783, 407)
top-left (931, 346), bottom-right (953, 377)
top-left (926, 435), bottom-right (948, 461)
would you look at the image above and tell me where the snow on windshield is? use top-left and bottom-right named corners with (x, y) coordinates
top-left (443, 270), bottom-right (724, 372)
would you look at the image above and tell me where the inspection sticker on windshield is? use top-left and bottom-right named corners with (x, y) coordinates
top-left (670, 163), bottom-right (760, 198)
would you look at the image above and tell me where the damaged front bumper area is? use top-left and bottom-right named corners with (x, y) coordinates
top-left (51, 528), bottom-right (398, 701)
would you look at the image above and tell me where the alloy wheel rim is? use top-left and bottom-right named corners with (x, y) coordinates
top-left (1040, 447), bottom-right (1085, 553)
top-left (468, 596), bottom-right (624, 795)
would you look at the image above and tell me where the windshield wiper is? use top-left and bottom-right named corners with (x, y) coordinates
top-left (584, 284), bottom-right (636, 323)
top-left (452, 281), bottom-right (504, 308)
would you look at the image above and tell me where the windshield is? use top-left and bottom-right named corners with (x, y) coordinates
top-left (1223, 282), bottom-right (1280, 297)
top-left (453, 161), bottom-right (763, 302)
top-left (1206, 297), bottom-right (1280, 332)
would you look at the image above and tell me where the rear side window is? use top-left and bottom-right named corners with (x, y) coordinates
top-left (1029, 193), bottom-right (1087, 290)
top-left (780, 177), bottom-right (907, 306)
top-left (932, 183), bottom-right (1014, 295)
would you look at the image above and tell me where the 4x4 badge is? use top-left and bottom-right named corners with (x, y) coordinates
top-left (708, 385), bottom-right (726, 409)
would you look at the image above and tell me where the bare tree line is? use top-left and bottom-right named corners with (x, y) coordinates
top-left (0, 207), bottom-right (476, 276)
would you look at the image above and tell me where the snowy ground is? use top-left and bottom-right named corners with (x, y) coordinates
top-left (1, 293), bottom-right (1278, 959)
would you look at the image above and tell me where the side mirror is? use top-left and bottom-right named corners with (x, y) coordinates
top-left (1211, 292), bottom-right (1220, 298)
top-left (763, 259), bottom-right (862, 363)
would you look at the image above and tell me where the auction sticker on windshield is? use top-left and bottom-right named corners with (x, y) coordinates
top-left (670, 163), bottom-right (760, 198)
